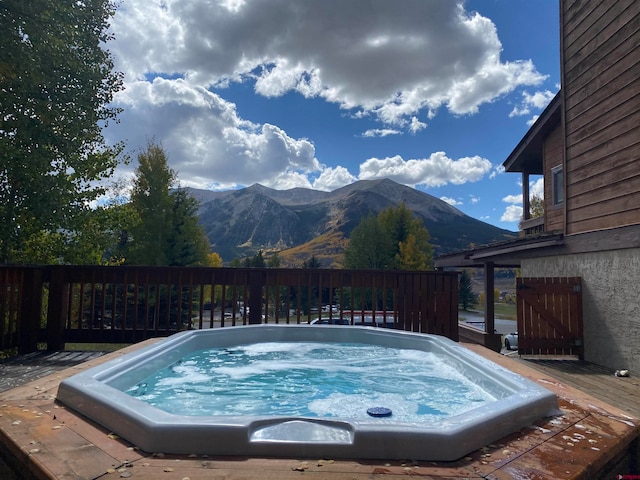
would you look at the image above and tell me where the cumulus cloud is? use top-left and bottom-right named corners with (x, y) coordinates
top-left (359, 152), bottom-right (492, 187)
top-left (501, 204), bottom-right (523, 222)
top-left (499, 177), bottom-right (544, 223)
top-left (104, 0), bottom-right (551, 195)
top-left (509, 89), bottom-right (556, 121)
top-left (105, 78), bottom-right (320, 189)
top-left (440, 196), bottom-right (462, 206)
top-left (502, 193), bottom-right (522, 204)
top-left (313, 166), bottom-right (358, 191)
top-left (110, 0), bottom-right (547, 126)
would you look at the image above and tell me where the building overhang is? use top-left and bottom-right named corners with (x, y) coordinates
top-left (434, 233), bottom-right (565, 269)
top-left (502, 92), bottom-right (562, 175)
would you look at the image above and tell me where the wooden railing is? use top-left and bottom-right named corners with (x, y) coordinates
top-left (520, 216), bottom-right (545, 236)
top-left (1, 265), bottom-right (459, 353)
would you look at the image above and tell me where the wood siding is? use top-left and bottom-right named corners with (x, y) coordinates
top-left (543, 124), bottom-right (564, 232)
top-left (562, 0), bottom-right (640, 235)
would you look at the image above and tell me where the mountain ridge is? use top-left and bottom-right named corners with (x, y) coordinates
top-left (190, 179), bottom-right (515, 266)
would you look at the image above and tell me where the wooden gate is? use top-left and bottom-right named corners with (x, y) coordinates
top-left (516, 277), bottom-right (583, 358)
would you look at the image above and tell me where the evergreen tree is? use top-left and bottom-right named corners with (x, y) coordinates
top-left (267, 252), bottom-right (281, 268)
top-left (303, 255), bottom-right (322, 269)
top-left (126, 142), bottom-right (209, 266)
top-left (166, 189), bottom-right (210, 266)
top-left (459, 269), bottom-right (477, 311)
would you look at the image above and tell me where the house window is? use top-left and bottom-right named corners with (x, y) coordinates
top-left (552, 165), bottom-right (563, 206)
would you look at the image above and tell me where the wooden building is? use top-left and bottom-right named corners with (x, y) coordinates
top-left (436, 0), bottom-right (640, 372)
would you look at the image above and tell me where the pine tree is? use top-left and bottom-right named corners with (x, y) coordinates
top-left (126, 141), bottom-right (209, 266)
top-left (459, 269), bottom-right (477, 311)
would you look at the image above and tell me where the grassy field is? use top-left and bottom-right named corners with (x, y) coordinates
top-left (467, 302), bottom-right (516, 320)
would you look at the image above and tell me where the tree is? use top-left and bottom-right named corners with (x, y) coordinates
top-left (166, 189), bottom-right (210, 266)
top-left (343, 214), bottom-right (394, 269)
top-left (303, 255), bottom-right (321, 269)
top-left (126, 142), bottom-right (209, 266)
top-left (459, 269), bottom-right (476, 311)
top-left (344, 204), bottom-right (434, 270)
top-left (379, 202), bottom-right (434, 270)
top-left (530, 195), bottom-right (544, 217)
top-left (0, 0), bottom-right (124, 263)
top-left (267, 252), bottom-right (281, 268)
top-left (242, 250), bottom-right (266, 268)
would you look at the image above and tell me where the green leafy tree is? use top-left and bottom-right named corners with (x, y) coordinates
top-left (343, 214), bottom-right (394, 269)
top-left (0, 0), bottom-right (124, 263)
top-left (126, 142), bottom-right (209, 266)
top-left (345, 204), bottom-right (433, 270)
top-left (459, 269), bottom-right (476, 311)
top-left (530, 195), bottom-right (544, 217)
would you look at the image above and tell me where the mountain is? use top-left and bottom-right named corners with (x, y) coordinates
top-left (193, 179), bottom-right (516, 266)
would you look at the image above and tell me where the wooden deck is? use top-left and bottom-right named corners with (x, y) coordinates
top-left (0, 343), bottom-right (638, 479)
top-left (515, 355), bottom-right (640, 421)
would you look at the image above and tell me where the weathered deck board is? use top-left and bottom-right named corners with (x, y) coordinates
top-left (517, 356), bottom-right (640, 420)
top-left (0, 351), bottom-right (108, 394)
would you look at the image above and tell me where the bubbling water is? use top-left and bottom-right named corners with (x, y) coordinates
top-left (125, 342), bottom-right (496, 423)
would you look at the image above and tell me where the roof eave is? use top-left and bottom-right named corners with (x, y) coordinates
top-left (502, 91), bottom-right (562, 174)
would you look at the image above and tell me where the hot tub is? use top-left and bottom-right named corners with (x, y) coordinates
top-left (56, 325), bottom-right (559, 461)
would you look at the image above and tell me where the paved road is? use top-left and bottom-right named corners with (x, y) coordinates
top-left (458, 311), bottom-right (517, 335)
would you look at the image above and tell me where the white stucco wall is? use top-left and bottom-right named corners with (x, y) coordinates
top-left (521, 248), bottom-right (640, 373)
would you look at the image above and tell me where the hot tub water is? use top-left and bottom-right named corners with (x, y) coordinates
top-left (125, 342), bottom-right (495, 421)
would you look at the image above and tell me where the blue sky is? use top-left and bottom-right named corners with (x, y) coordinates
top-left (104, 0), bottom-right (560, 230)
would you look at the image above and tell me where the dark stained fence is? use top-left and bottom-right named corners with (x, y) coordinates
top-left (0, 267), bottom-right (24, 350)
top-left (516, 277), bottom-right (584, 358)
top-left (0, 265), bottom-right (458, 353)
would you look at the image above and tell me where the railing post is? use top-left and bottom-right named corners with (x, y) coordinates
top-left (46, 266), bottom-right (69, 351)
top-left (248, 269), bottom-right (263, 324)
top-left (18, 267), bottom-right (44, 353)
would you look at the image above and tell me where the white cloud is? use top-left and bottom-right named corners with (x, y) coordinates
top-left (408, 116), bottom-right (427, 134)
top-left (489, 165), bottom-right (505, 179)
top-left (501, 204), bottom-right (522, 222)
top-left (105, 78), bottom-right (320, 189)
top-left (101, 0), bottom-right (553, 200)
top-left (313, 166), bottom-right (358, 191)
top-left (509, 89), bottom-right (556, 118)
top-left (530, 177), bottom-right (544, 197)
top-left (440, 196), bottom-right (462, 206)
top-left (502, 193), bottom-right (522, 204)
top-left (110, 0), bottom-right (547, 126)
top-left (526, 114), bottom-right (540, 126)
top-left (469, 195), bottom-right (480, 204)
top-left (362, 129), bottom-right (401, 138)
top-left (358, 152), bottom-right (493, 187)
top-left (500, 176), bottom-right (544, 223)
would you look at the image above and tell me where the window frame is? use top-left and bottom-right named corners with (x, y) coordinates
top-left (551, 165), bottom-right (564, 207)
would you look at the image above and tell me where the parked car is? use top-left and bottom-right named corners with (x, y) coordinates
top-left (310, 318), bottom-right (351, 325)
top-left (310, 314), bottom-right (397, 328)
top-left (504, 332), bottom-right (518, 350)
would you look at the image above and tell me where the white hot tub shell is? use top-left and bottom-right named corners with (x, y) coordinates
top-left (56, 325), bottom-right (559, 461)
